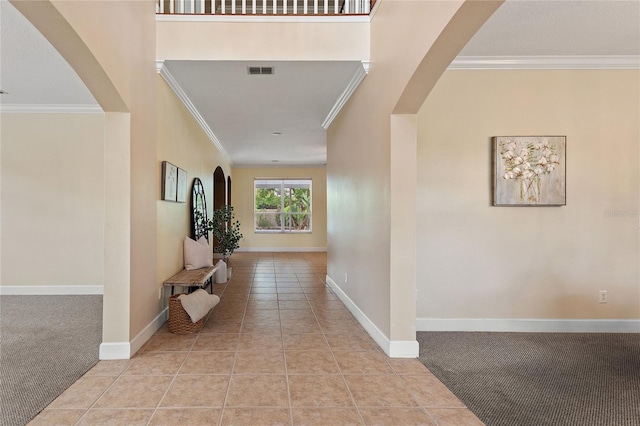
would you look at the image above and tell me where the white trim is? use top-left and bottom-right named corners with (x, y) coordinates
top-left (235, 246), bottom-right (327, 252)
top-left (0, 104), bottom-right (103, 113)
top-left (156, 61), bottom-right (233, 165)
top-left (99, 307), bottom-right (169, 360)
top-left (448, 55), bottom-right (640, 70)
top-left (321, 61), bottom-right (368, 129)
top-left (416, 318), bottom-right (640, 333)
top-left (156, 14), bottom-right (370, 23)
top-left (326, 275), bottom-right (419, 358)
top-left (0, 285), bottom-right (104, 295)
top-left (130, 307), bottom-right (169, 356)
top-left (99, 342), bottom-right (131, 360)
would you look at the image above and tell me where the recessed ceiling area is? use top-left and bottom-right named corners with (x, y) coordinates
top-left (162, 60), bottom-right (363, 167)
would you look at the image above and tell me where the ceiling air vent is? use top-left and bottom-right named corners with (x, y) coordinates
top-left (248, 66), bottom-right (274, 75)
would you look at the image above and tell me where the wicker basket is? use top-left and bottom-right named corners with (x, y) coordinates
top-left (168, 294), bottom-right (205, 334)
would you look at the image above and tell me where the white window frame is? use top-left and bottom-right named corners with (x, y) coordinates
top-left (254, 179), bottom-right (312, 233)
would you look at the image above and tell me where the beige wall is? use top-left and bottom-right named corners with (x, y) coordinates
top-left (232, 167), bottom-right (327, 250)
top-left (157, 75), bottom-right (231, 294)
top-left (157, 20), bottom-right (369, 61)
top-left (13, 0), bottom-right (158, 350)
top-left (1, 113), bottom-right (105, 288)
top-left (327, 0), bottom-right (498, 350)
top-left (417, 70), bottom-right (640, 321)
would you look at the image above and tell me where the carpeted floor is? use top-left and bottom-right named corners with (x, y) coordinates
top-left (417, 331), bottom-right (640, 426)
top-left (0, 295), bottom-right (102, 426)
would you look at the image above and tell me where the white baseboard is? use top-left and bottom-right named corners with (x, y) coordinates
top-left (99, 342), bottom-right (131, 360)
top-left (326, 275), bottom-right (419, 358)
top-left (130, 307), bottom-right (169, 356)
top-left (0, 285), bottom-right (104, 295)
top-left (99, 307), bottom-right (168, 360)
top-left (236, 247), bottom-right (327, 252)
top-left (417, 318), bottom-right (640, 333)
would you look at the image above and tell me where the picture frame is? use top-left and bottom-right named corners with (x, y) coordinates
top-left (177, 168), bottom-right (188, 203)
top-left (162, 161), bottom-right (178, 202)
top-left (493, 136), bottom-right (566, 206)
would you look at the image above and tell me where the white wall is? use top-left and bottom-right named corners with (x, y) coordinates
top-left (1, 113), bottom-right (105, 293)
top-left (232, 166), bottom-right (327, 251)
top-left (416, 70), bottom-right (640, 330)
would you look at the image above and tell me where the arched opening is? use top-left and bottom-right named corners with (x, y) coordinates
top-left (227, 176), bottom-right (232, 206)
top-left (213, 166), bottom-right (226, 210)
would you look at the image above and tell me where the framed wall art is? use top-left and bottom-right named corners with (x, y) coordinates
top-left (162, 161), bottom-right (178, 202)
top-left (177, 168), bottom-right (188, 203)
top-left (493, 136), bottom-right (566, 206)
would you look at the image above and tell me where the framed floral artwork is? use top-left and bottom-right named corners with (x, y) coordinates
top-left (493, 136), bottom-right (566, 206)
top-left (162, 161), bottom-right (178, 202)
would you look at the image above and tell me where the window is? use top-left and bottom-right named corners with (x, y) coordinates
top-left (254, 179), bottom-right (312, 233)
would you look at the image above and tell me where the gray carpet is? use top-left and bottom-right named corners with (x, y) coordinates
top-left (417, 332), bottom-right (640, 426)
top-left (0, 296), bottom-right (102, 426)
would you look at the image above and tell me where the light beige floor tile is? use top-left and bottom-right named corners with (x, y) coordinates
top-left (220, 408), bottom-right (291, 425)
top-left (226, 375), bottom-right (289, 407)
top-left (359, 408), bottom-right (435, 425)
top-left (202, 319), bottom-right (243, 334)
top-left (283, 334), bottom-right (329, 351)
top-left (241, 320), bottom-right (282, 334)
top-left (386, 359), bottom-right (432, 375)
top-left (281, 319), bottom-right (322, 334)
top-left (291, 408), bottom-right (362, 425)
top-left (93, 376), bottom-right (172, 408)
top-left (124, 352), bottom-right (187, 375)
top-left (233, 350), bottom-right (285, 374)
top-left (149, 408), bottom-right (222, 425)
top-left (325, 334), bottom-right (379, 351)
top-left (400, 375), bottom-right (466, 408)
top-left (345, 375), bottom-right (419, 407)
top-left (27, 409), bottom-right (85, 426)
top-left (192, 334), bottom-right (239, 351)
top-left (333, 352), bottom-right (393, 374)
top-left (84, 360), bottom-right (132, 376)
top-left (288, 375), bottom-right (354, 407)
top-left (179, 351), bottom-right (235, 375)
top-left (48, 376), bottom-right (115, 409)
top-left (160, 375), bottom-right (229, 407)
top-left (237, 333), bottom-right (284, 351)
top-left (425, 408), bottom-right (484, 425)
top-left (75, 409), bottom-right (153, 425)
top-left (142, 334), bottom-right (196, 352)
top-left (285, 350), bottom-right (340, 375)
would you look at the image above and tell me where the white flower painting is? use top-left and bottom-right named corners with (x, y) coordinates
top-left (493, 136), bottom-right (566, 206)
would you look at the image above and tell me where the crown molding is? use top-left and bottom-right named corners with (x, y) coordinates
top-left (0, 104), bottom-right (102, 113)
top-left (321, 60), bottom-right (368, 129)
top-left (449, 55), bottom-right (640, 70)
top-left (156, 61), bottom-right (233, 165)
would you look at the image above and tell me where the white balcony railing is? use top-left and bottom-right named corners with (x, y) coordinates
top-left (156, 0), bottom-right (372, 15)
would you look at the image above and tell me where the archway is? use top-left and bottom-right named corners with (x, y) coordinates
top-left (213, 166), bottom-right (226, 210)
top-left (227, 176), bottom-right (232, 206)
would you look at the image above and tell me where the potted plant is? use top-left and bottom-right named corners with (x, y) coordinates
top-left (204, 205), bottom-right (243, 265)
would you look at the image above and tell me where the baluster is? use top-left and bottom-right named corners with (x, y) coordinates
top-left (364, 0), bottom-right (370, 13)
top-left (242, 0), bottom-right (246, 14)
top-left (323, 0), bottom-right (327, 14)
top-left (344, 0), bottom-right (349, 13)
top-left (283, 0), bottom-right (287, 14)
top-left (252, 0), bottom-right (256, 14)
top-left (221, 0), bottom-right (225, 13)
top-left (189, 0), bottom-right (195, 13)
top-left (273, 0), bottom-right (277, 15)
top-left (231, 0), bottom-right (235, 14)
top-left (169, 0), bottom-right (174, 13)
top-left (293, 0), bottom-right (297, 15)
top-left (303, 0), bottom-right (308, 14)
top-left (313, 0), bottom-right (317, 14)
top-left (263, 0), bottom-right (267, 14)
top-left (333, 0), bottom-right (338, 14)
top-left (211, 0), bottom-right (216, 14)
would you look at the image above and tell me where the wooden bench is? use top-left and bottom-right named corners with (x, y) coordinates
top-left (163, 265), bottom-right (220, 295)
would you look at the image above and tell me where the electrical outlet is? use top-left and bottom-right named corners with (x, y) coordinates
top-left (344, 273), bottom-right (348, 283)
top-left (158, 287), bottom-right (163, 300)
top-left (599, 290), bottom-right (608, 303)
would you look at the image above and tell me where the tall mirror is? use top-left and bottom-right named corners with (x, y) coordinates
top-left (191, 178), bottom-right (208, 241)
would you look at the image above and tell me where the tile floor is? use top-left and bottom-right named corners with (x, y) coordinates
top-left (30, 252), bottom-right (482, 426)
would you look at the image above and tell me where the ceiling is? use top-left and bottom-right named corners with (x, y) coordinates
top-left (2, 0), bottom-right (639, 165)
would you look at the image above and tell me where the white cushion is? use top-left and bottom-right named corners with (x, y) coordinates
top-left (184, 236), bottom-right (213, 270)
top-left (178, 289), bottom-right (220, 323)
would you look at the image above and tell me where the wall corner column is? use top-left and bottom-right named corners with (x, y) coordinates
top-left (389, 113), bottom-right (418, 358)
